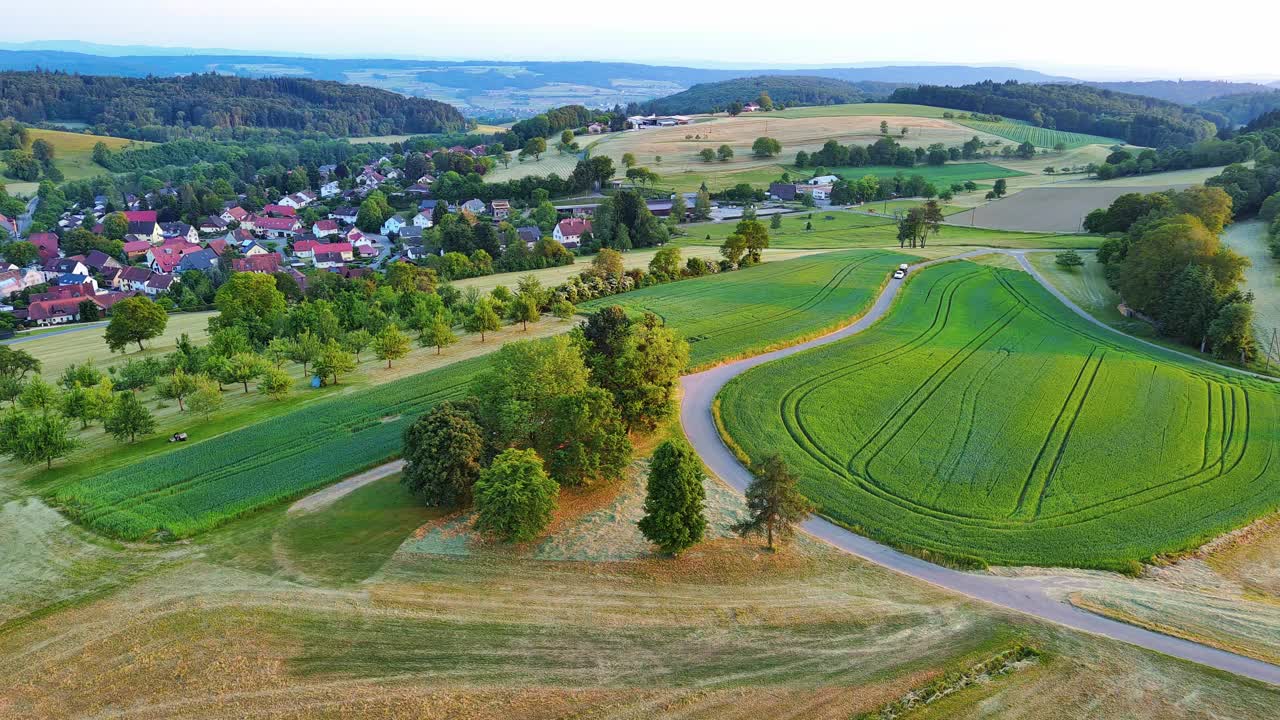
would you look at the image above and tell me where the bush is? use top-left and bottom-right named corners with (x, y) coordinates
top-left (473, 448), bottom-right (559, 542)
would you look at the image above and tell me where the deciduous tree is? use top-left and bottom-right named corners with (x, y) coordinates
top-left (402, 402), bottom-right (486, 506)
top-left (473, 448), bottom-right (558, 542)
top-left (104, 296), bottom-right (168, 353)
top-left (105, 391), bottom-right (156, 444)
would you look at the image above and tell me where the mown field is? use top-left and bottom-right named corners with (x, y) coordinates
top-left (676, 210), bottom-right (1093, 250)
top-left (50, 357), bottom-right (484, 540)
top-left (1, 128), bottom-right (143, 195)
top-left (581, 249), bottom-right (913, 368)
top-left (789, 161), bottom-right (1026, 188)
top-left (954, 119), bottom-right (1121, 149)
top-left (718, 261), bottom-right (1280, 570)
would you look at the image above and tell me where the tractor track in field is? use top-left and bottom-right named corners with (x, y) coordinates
top-left (680, 247), bottom-right (1280, 687)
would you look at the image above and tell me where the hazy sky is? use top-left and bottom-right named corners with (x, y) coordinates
top-left (5, 0), bottom-right (1279, 80)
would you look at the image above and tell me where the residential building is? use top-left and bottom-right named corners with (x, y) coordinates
top-left (312, 219), bottom-right (340, 238)
top-left (319, 180), bottom-right (341, 198)
top-left (27, 232), bottom-right (61, 263)
top-left (263, 204), bottom-right (298, 218)
top-left (516, 226), bottom-right (542, 247)
top-left (412, 210), bottom-right (434, 228)
top-left (490, 199), bottom-right (511, 220)
top-left (198, 216), bottom-right (228, 234)
top-left (147, 239), bottom-right (202, 274)
top-left (381, 215), bottom-right (407, 235)
top-left (231, 253), bottom-right (282, 274)
top-left (552, 218), bottom-right (591, 248)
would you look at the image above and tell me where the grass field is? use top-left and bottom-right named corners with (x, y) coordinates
top-left (1, 128), bottom-right (143, 195)
top-left (767, 103), bottom-right (962, 119)
top-left (6, 310), bottom-right (215, 381)
top-left (793, 161), bottom-right (1026, 187)
top-left (955, 119), bottom-right (1121, 149)
top-left (718, 261), bottom-right (1280, 570)
top-left (49, 357), bottom-right (484, 540)
top-left (484, 151), bottom-right (582, 182)
top-left (676, 210), bottom-right (1095, 250)
top-left (1222, 221), bottom-right (1280, 360)
top-left (581, 249), bottom-right (915, 368)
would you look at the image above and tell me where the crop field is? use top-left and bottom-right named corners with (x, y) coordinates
top-left (581, 249), bottom-right (914, 368)
top-left (1, 128), bottom-right (144, 195)
top-left (677, 210), bottom-right (1093, 250)
top-left (954, 119), bottom-right (1121, 149)
top-left (948, 186), bottom-right (1197, 233)
top-left (50, 358), bottom-right (484, 540)
top-left (717, 261), bottom-right (1280, 570)
top-left (792, 161), bottom-right (1026, 187)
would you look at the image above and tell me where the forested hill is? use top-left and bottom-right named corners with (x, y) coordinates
top-left (643, 76), bottom-right (900, 115)
top-left (889, 81), bottom-right (1218, 147)
top-left (1199, 91), bottom-right (1280, 127)
top-left (1082, 80), bottom-right (1273, 106)
top-left (0, 71), bottom-right (466, 139)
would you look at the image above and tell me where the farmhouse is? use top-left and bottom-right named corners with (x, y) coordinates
top-left (553, 218), bottom-right (591, 248)
top-left (626, 114), bottom-right (692, 129)
top-left (769, 183), bottom-right (799, 201)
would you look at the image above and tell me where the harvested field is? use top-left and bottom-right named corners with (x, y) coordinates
top-left (948, 185), bottom-right (1198, 233)
top-left (717, 261), bottom-right (1280, 569)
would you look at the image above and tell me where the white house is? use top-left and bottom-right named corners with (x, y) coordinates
top-left (412, 210), bottom-right (434, 229)
top-left (552, 218), bottom-right (592, 249)
top-left (312, 219), bottom-right (340, 238)
top-left (320, 180), bottom-right (341, 198)
top-left (808, 175), bottom-right (839, 185)
top-left (381, 215), bottom-right (407, 235)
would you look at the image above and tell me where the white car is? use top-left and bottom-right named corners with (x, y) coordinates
top-left (898, 263), bottom-right (909, 271)
top-left (893, 269), bottom-right (906, 280)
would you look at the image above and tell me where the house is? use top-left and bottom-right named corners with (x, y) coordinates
top-left (330, 207), bottom-right (359, 224)
top-left (587, 122), bottom-right (606, 134)
top-left (25, 297), bottom-right (89, 326)
top-left (291, 239), bottom-right (321, 259)
top-left (490, 200), bottom-right (511, 220)
top-left (141, 273), bottom-right (177, 297)
top-left (413, 210), bottom-right (434, 229)
top-left (397, 226), bottom-right (422, 242)
top-left (127, 220), bottom-right (161, 243)
top-left (175, 247), bottom-right (221, 274)
top-left (0, 213), bottom-right (17, 236)
top-left (313, 251), bottom-right (348, 269)
top-left (357, 244), bottom-right (379, 259)
top-left (208, 238), bottom-right (228, 257)
top-left (742, 103), bottom-right (761, 112)
top-left (320, 180), bottom-right (341, 198)
top-left (147, 239), bottom-right (202, 274)
top-left (277, 192), bottom-right (315, 209)
top-left (516, 226), bottom-right (542, 247)
top-left (122, 240), bottom-right (153, 262)
top-left (44, 257), bottom-right (89, 279)
top-left (27, 232), bottom-right (61, 263)
top-left (231, 253), bottom-right (282, 274)
top-left (552, 218), bottom-right (591, 249)
top-left (29, 283), bottom-right (96, 304)
top-left (768, 182), bottom-right (799, 201)
top-left (220, 206), bottom-right (249, 224)
top-left (460, 199), bottom-right (486, 215)
top-left (358, 168), bottom-right (386, 187)
top-left (312, 219), bottom-right (340, 238)
top-left (123, 210), bottom-right (158, 223)
top-left (57, 274), bottom-right (98, 293)
top-left (0, 268), bottom-right (44, 298)
top-left (83, 250), bottom-right (122, 274)
top-left (313, 242), bottom-right (354, 262)
top-left (347, 229), bottom-right (371, 246)
top-left (381, 215), bottom-right (407, 236)
top-left (159, 222), bottom-right (199, 244)
top-left (198, 216), bottom-right (228, 234)
top-left (808, 175), bottom-right (840, 185)
top-left (115, 266), bottom-right (153, 292)
top-left (251, 216), bottom-right (302, 240)
top-left (263, 204), bottom-right (297, 218)
top-left (804, 184), bottom-right (833, 201)
top-left (405, 183), bottom-right (433, 196)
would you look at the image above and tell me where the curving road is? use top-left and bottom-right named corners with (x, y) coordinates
top-left (679, 248), bottom-right (1280, 686)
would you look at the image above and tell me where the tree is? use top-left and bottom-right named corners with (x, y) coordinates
top-left (522, 137), bottom-right (547, 161)
top-left (535, 386), bottom-right (631, 487)
top-left (105, 391), bottom-right (156, 444)
top-left (1055, 250), bottom-right (1085, 269)
top-left (621, 152), bottom-right (637, 168)
top-left (226, 352), bottom-right (268, 393)
top-left (104, 297), bottom-right (168, 353)
top-left (692, 190), bottom-right (713, 222)
top-left (649, 247), bottom-right (682, 277)
top-left (716, 144), bottom-right (734, 162)
top-left (464, 299), bottom-right (501, 341)
top-left (258, 367), bottom-right (293, 400)
top-left (552, 300), bottom-right (575, 320)
top-left (720, 232), bottom-right (747, 266)
top-left (1, 240), bottom-right (38, 267)
top-left (60, 384), bottom-right (95, 429)
top-left (992, 179), bottom-right (1008, 198)
top-left (612, 316), bottom-right (689, 431)
top-left (421, 315), bottom-right (458, 354)
top-left (0, 346), bottom-right (40, 397)
top-left (315, 340), bottom-right (357, 385)
top-left (187, 376), bottom-right (223, 419)
top-left (373, 325), bottom-right (411, 368)
top-left (402, 402), bottom-right (486, 506)
top-left (733, 455), bottom-right (815, 550)
top-left (0, 409), bottom-right (77, 469)
top-left (698, 148), bottom-right (715, 162)
top-left (288, 330), bottom-right (323, 376)
top-left (213, 272), bottom-right (286, 346)
top-left (638, 438), bottom-right (707, 555)
top-left (508, 294), bottom-right (540, 331)
top-left (751, 136), bottom-right (782, 158)
top-left (157, 367), bottom-right (198, 411)
top-left (592, 248), bottom-right (625, 278)
top-left (734, 218), bottom-right (770, 264)
top-left (19, 376), bottom-right (60, 417)
top-left (770, 213), bottom-right (782, 230)
top-left (1209, 302), bottom-right (1255, 363)
top-left (880, 120), bottom-right (889, 135)
top-left (473, 448), bottom-right (559, 542)
top-left (473, 335), bottom-right (590, 450)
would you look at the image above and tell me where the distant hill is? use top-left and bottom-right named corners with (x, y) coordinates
top-left (1081, 80), bottom-right (1274, 106)
top-left (0, 48), bottom-right (1073, 116)
top-left (642, 76), bottom-right (896, 115)
top-left (0, 70), bottom-right (465, 139)
top-left (889, 81), bottom-right (1217, 147)
top-left (1197, 91), bottom-right (1280, 127)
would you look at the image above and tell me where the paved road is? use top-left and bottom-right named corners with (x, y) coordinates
top-left (16, 195), bottom-right (38, 236)
top-left (679, 248), bottom-right (1280, 686)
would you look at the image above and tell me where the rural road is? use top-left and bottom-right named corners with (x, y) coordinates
top-left (679, 248), bottom-right (1280, 686)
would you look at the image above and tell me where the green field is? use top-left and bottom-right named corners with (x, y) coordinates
top-left (718, 261), bottom-right (1280, 570)
top-left (767, 103), bottom-right (961, 119)
top-left (798, 162), bottom-right (1026, 188)
top-left (484, 151), bottom-right (582, 182)
top-left (677, 210), bottom-right (1095, 250)
top-left (955, 120), bottom-right (1120, 149)
top-left (50, 358), bottom-right (483, 540)
top-left (1, 128), bottom-right (143, 195)
top-left (581, 249), bottom-right (914, 368)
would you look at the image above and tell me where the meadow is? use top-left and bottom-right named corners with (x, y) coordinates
top-left (581, 249), bottom-right (914, 368)
top-left (954, 119), bottom-right (1121, 149)
top-left (717, 261), bottom-right (1280, 570)
top-left (2, 128), bottom-right (142, 194)
top-left (50, 357), bottom-right (484, 540)
top-left (791, 161), bottom-right (1026, 188)
top-left (677, 210), bottom-right (1095, 250)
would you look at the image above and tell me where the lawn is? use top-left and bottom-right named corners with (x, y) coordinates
top-left (581, 248), bottom-right (915, 368)
top-left (7, 310), bottom-right (216, 381)
top-left (50, 357), bottom-right (485, 540)
top-left (2, 128), bottom-right (144, 194)
top-left (717, 261), bottom-right (1280, 570)
top-left (954, 119), bottom-right (1121, 149)
top-left (676, 210), bottom-right (1095, 250)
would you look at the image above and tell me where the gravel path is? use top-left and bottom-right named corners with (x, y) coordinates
top-left (679, 248), bottom-right (1280, 686)
top-left (287, 460), bottom-right (405, 515)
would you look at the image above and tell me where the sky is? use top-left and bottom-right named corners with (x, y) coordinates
top-left (4, 0), bottom-right (1280, 81)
